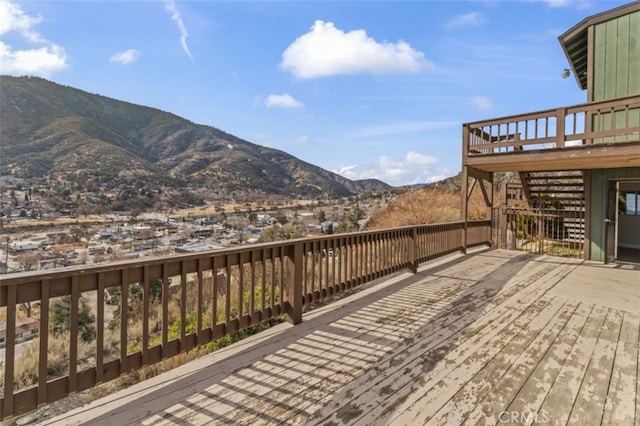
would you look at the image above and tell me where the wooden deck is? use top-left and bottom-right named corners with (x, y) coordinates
top-left (35, 249), bottom-right (640, 426)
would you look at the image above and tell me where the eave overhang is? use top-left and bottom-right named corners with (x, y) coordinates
top-left (558, 1), bottom-right (640, 91)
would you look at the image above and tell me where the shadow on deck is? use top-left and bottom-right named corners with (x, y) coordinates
top-left (34, 249), bottom-right (639, 425)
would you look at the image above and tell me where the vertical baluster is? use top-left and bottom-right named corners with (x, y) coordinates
top-left (237, 253), bottom-right (244, 322)
top-left (270, 248), bottom-right (276, 313)
top-left (96, 274), bottom-right (104, 384)
top-left (120, 269), bottom-right (128, 373)
top-left (38, 280), bottom-right (50, 405)
top-left (261, 249), bottom-right (266, 314)
top-left (69, 276), bottom-right (79, 393)
top-left (197, 258), bottom-right (203, 340)
top-left (142, 266), bottom-right (149, 365)
top-left (3, 285), bottom-right (17, 417)
top-left (225, 255), bottom-right (231, 330)
top-left (279, 247), bottom-right (285, 308)
top-left (180, 261), bottom-right (186, 347)
top-left (250, 251), bottom-right (256, 321)
top-left (161, 264), bottom-right (169, 349)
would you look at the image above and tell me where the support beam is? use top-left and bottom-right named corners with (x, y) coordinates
top-left (467, 167), bottom-right (492, 182)
top-left (465, 142), bottom-right (640, 173)
top-left (519, 172), bottom-right (534, 208)
top-left (461, 166), bottom-right (469, 253)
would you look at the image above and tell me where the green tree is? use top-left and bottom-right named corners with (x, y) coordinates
top-left (257, 225), bottom-right (302, 243)
top-left (109, 280), bottom-right (163, 330)
top-left (275, 213), bottom-right (288, 225)
top-left (50, 296), bottom-right (96, 343)
top-left (338, 205), bottom-right (365, 233)
top-left (317, 210), bottom-right (326, 224)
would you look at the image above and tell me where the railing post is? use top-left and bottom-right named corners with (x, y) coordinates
top-left (461, 166), bottom-right (469, 254)
top-left (556, 107), bottom-right (566, 148)
top-left (285, 241), bottom-right (303, 325)
top-left (407, 227), bottom-right (417, 274)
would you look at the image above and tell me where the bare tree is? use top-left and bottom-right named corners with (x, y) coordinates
top-left (17, 251), bottom-right (41, 272)
top-left (17, 251), bottom-right (42, 317)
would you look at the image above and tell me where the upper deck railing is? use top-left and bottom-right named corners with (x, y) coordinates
top-left (463, 94), bottom-right (640, 157)
top-left (0, 220), bottom-right (491, 420)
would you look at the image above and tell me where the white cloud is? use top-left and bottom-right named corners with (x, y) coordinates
top-left (334, 151), bottom-right (441, 186)
top-left (529, 0), bottom-right (591, 8)
top-left (0, 0), bottom-right (41, 40)
top-left (0, 0), bottom-right (67, 76)
top-left (164, 0), bottom-right (193, 60)
top-left (444, 12), bottom-right (486, 29)
top-left (280, 20), bottom-right (431, 79)
top-left (470, 96), bottom-right (492, 111)
top-left (265, 93), bottom-right (304, 109)
top-left (355, 121), bottom-right (457, 138)
top-left (110, 49), bottom-right (140, 65)
top-left (404, 151), bottom-right (438, 166)
top-left (297, 135), bottom-right (309, 143)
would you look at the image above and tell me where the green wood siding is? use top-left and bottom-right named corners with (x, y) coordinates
top-left (589, 167), bottom-right (640, 262)
top-left (591, 11), bottom-right (640, 143)
top-left (592, 11), bottom-right (640, 101)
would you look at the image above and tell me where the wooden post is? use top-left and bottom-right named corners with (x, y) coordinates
top-left (285, 242), bottom-right (303, 325)
top-left (3, 285), bottom-right (17, 419)
top-left (461, 165), bottom-right (469, 254)
top-left (407, 227), bottom-right (417, 274)
top-left (556, 107), bottom-right (566, 148)
top-left (538, 208), bottom-right (544, 254)
top-left (583, 170), bottom-right (591, 260)
top-left (500, 182), bottom-right (508, 249)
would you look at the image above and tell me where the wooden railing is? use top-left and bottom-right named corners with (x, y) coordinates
top-left (0, 220), bottom-right (490, 419)
top-left (492, 207), bottom-right (584, 259)
top-left (464, 94), bottom-right (640, 156)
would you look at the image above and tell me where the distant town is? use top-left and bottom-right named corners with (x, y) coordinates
top-left (1, 175), bottom-right (396, 274)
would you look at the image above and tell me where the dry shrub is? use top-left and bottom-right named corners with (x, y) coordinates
top-left (366, 186), bottom-right (488, 230)
top-left (3, 333), bottom-right (97, 394)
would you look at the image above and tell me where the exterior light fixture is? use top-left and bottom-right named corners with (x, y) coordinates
top-left (561, 68), bottom-right (571, 79)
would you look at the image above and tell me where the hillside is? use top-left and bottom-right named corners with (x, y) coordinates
top-left (0, 76), bottom-right (390, 203)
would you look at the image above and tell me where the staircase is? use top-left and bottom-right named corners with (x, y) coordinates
top-left (519, 171), bottom-right (585, 243)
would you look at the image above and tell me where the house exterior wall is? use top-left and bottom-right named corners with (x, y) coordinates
top-left (591, 10), bottom-right (640, 144)
top-left (592, 10), bottom-right (640, 101)
top-left (587, 167), bottom-right (640, 262)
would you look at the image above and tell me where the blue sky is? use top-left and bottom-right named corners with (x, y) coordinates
top-left (1, 0), bottom-right (633, 186)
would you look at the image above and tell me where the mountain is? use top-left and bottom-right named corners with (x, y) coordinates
top-left (0, 76), bottom-right (390, 203)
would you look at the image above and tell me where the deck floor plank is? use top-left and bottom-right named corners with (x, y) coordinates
top-left (568, 308), bottom-right (624, 425)
top-left (535, 304), bottom-right (610, 425)
top-left (430, 299), bottom-right (579, 426)
top-left (428, 300), bottom-right (593, 426)
top-left (602, 312), bottom-right (640, 426)
top-left (313, 257), bottom-right (579, 425)
top-left (399, 297), bottom-right (573, 426)
top-left (504, 302), bottom-right (593, 425)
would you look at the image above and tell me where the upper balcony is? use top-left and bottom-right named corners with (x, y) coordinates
top-left (463, 94), bottom-right (640, 173)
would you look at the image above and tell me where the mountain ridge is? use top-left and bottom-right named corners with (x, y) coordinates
top-left (1, 76), bottom-right (390, 204)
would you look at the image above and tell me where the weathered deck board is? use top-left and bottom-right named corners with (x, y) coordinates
top-left (569, 308), bottom-right (624, 425)
top-left (602, 312), bottom-right (640, 426)
top-left (504, 302), bottom-right (592, 425)
top-left (33, 250), bottom-right (639, 426)
top-left (395, 298), bottom-right (573, 426)
top-left (535, 304), bottom-right (609, 425)
top-left (314, 257), bottom-right (580, 425)
top-left (424, 301), bottom-right (591, 426)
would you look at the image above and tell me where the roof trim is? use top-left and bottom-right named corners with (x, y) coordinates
top-left (558, 1), bottom-right (640, 91)
top-left (559, 1), bottom-right (640, 43)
